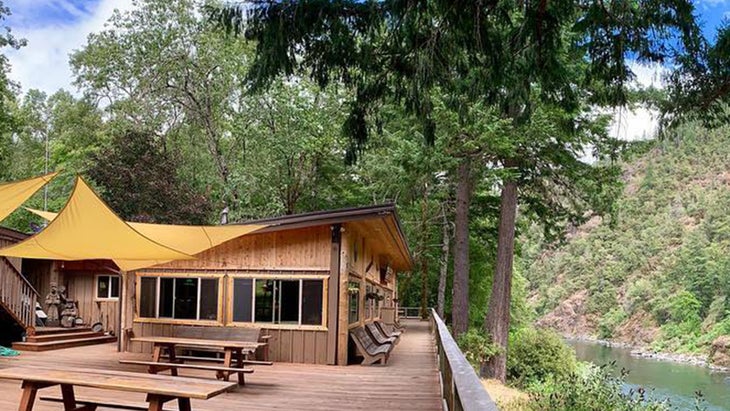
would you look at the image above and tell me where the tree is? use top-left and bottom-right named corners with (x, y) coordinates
top-left (663, 23), bottom-right (730, 128)
top-left (214, 0), bottom-right (702, 381)
top-left (0, 1), bottom-right (25, 181)
top-left (88, 129), bottom-right (213, 224)
top-left (0, 90), bottom-right (107, 232)
top-left (71, 0), bottom-right (357, 221)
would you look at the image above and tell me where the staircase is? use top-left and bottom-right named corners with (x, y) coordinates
top-left (12, 327), bottom-right (117, 351)
top-left (0, 255), bottom-right (38, 342)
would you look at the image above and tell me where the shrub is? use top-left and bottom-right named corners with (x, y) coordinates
top-left (505, 363), bottom-right (678, 411)
top-left (506, 327), bottom-right (577, 388)
top-left (457, 328), bottom-right (501, 368)
top-left (598, 308), bottom-right (628, 339)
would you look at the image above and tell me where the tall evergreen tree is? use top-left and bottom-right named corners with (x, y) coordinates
top-left (213, 0), bottom-right (702, 381)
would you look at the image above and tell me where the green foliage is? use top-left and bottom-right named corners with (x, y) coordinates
top-left (88, 129), bottom-right (213, 224)
top-left (523, 123), bottom-right (730, 356)
top-left (598, 308), bottom-right (629, 340)
top-left (506, 328), bottom-right (577, 388)
top-left (509, 364), bottom-right (674, 411)
top-left (457, 328), bottom-right (501, 368)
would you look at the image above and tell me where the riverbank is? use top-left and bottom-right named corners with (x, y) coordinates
top-left (563, 334), bottom-right (730, 373)
top-left (567, 339), bottom-right (730, 411)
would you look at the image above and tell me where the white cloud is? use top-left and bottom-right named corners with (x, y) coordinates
top-left (6, 0), bottom-right (136, 95)
top-left (606, 62), bottom-right (666, 142)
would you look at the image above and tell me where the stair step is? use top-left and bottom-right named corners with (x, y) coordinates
top-left (12, 335), bottom-right (117, 352)
top-left (32, 327), bottom-right (93, 336)
top-left (26, 331), bottom-right (104, 343)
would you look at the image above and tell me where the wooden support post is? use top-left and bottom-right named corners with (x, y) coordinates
top-left (235, 349), bottom-right (246, 385)
top-left (177, 398), bottom-right (192, 411)
top-left (146, 394), bottom-right (174, 411)
top-left (18, 381), bottom-right (55, 411)
top-left (60, 384), bottom-right (76, 410)
top-left (18, 382), bottom-right (38, 411)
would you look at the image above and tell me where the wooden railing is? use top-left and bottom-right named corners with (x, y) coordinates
top-left (0, 256), bottom-right (38, 333)
top-left (398, 306), bottom-right (422, 318)
top-left (430, 309), bottom-right (499, 411)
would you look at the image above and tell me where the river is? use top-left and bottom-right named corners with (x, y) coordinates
top-left (566, 340), bottom-right (730, 410)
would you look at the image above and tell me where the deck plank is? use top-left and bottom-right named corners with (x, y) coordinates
top-left (0, 320), bottom-right (442, 411)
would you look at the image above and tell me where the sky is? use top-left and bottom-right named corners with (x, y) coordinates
top-left (2, 0), bottom-right (729, 142)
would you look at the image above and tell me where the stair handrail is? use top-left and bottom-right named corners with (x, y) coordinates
top-left (2, 256), bottom-right (40, 297)
top-left (0, 256), bottom-right (38, 332)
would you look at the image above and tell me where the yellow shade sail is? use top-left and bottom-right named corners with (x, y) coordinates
top-left (0, 172), bottom-right (58, 222)
top-left (26, 205), bottom-right (266, 269)
top-left (0, 177), bottom-right (195, 271)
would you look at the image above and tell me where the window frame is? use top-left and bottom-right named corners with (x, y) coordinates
top-left (347, 278), bottom-right (361, 326)
top-left (134, 273), bottom-right (224, 326)
top-left (95, 274), bottom-right (120, 301)
top-left (226, 273), bottom-right (328, 331)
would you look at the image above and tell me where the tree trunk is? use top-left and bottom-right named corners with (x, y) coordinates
top-left (452, 157), bottom-right (472, 337)
top-left (419, 183), bottom-right (430, 319)
top-left (437, 203), bottom-right (450, 319)
top-left (482, 177), bottom-right (518, 382)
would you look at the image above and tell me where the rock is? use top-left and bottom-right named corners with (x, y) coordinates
top-left (536, 290), bottom-right (596, 336)
top-left (709, 335), bottom-right (730, 368)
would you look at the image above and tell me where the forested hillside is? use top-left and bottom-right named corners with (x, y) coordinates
top-left (523, 123), bottom-right (730, 358)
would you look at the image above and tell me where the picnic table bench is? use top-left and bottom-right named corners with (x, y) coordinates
top-left (127, 336), bottom-right (271, 385)
top-left (0, 366), bottom-right (235, 411)
top-left (172, 326), bottom-right (271, 361)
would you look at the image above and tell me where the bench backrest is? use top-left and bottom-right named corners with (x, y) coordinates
top-left (365, 322), bottom-right (389, 344)
top-left (375, 320), bottom-right (396, 336)
top-left (351, 327), bottom-right (379, 355)
top-left (173, 326), bottom-right (262, 342)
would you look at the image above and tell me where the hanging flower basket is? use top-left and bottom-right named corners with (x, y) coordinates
top-left (365, 292), bottom-right (379, 300)
top-left (347, 286), bottom-right (359, 295)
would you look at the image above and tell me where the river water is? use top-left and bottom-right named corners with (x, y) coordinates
top-left (566, 340), bottom-right (730, 410)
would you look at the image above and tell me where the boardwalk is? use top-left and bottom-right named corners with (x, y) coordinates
top-left (0, 320), bottom-right (442, 411)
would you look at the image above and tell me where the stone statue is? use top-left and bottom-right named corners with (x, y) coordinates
top-left (58, 285), bottom-right (68, 305)
top-left (44, 283), bottom-right (61, 327)
top-left (60, 301), bottom-right (79, 328)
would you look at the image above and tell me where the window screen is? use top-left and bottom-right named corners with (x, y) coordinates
top-left (199, 279), bottom-right (219, 320)
top-left (232, 278), bottom-right (253, 322)
top-left (139, 277), bottom-right (157, 318)
top-left (302, 280), bottom-right (323, 325)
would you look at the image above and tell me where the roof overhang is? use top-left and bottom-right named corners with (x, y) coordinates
top-left (239, 204), bottom-right (414, 271)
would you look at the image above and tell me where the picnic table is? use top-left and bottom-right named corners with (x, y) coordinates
top-left (128, 336), bottom-right (267, 384)
top-left (0, 365), bottom-right (236, 411)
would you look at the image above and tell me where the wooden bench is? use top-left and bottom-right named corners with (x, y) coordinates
top-left (119, 360), bottom-right (253, 384)
top-left (129, 336), bottom-right (263, 385)
top-left (365, 322), bottom-right (399, 346)
top-left (161, 354), bottom-right (273, 367)
top-left (41, 395), bottom-right (174, 411)
top-left (173, 326), bottom-right (271, 361)
top-left (0, 366), bottom-right (235, 411)
top-left (375, 320), bottom-right (403, 338)
top-left (350, 326), bottom-right (393, 365)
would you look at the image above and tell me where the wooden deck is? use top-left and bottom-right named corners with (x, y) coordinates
top-left (0, 320), bottom-right (442, 410)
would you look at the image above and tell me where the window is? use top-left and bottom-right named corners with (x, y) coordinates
top-left (96, 275), bottom-right (120, 299)
top-left (231, 277), bottom-right (325, 326)
top-left (137, 276), bottom-right (220, 321)
top-left (348, 280), bottom-right (360, 324)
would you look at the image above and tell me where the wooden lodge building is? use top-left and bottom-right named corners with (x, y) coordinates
top-left (1, 204), bottom-right (413, 366)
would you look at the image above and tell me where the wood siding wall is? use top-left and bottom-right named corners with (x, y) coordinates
top-left (65, 273), bottom-right (119, 333)
top-left (122, 226), bottom-right (335, 365)
top-left (336, 223), bottom-right (398, 365)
